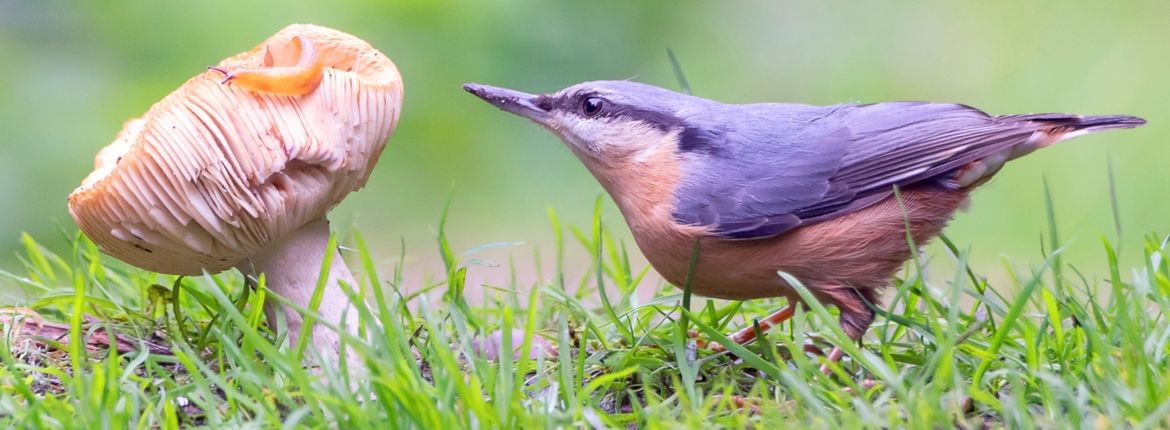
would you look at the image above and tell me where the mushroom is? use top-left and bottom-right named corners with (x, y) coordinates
top-left (67, 24), bottom-right (403, 366)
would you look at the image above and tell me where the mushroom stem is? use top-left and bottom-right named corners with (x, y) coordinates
top-left (238, 218), bottom-right (364, 368)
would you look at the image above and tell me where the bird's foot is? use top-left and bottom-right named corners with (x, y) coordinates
top-left (818, 346), bottom-right (845, 375)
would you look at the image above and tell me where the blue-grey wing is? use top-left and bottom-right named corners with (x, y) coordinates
top-left (670, 103), bottom-right (850, 237)
top-left (671, 101), bottom-right (1051, 239)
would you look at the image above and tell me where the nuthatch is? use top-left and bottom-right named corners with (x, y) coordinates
top-left (464, 80), bottom-right (1144, 366)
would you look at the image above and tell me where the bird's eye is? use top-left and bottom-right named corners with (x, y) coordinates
top-left (581, 97), bottom-right (604, 117)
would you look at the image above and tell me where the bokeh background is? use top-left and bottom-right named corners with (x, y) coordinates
top-left (1, 1), bottom-right (1166, 295)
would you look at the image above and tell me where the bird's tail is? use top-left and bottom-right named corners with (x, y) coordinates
top-left (995, 113), bottom-right (1146, 150)
top-left (1001, 113), bottom-right (1146, 134)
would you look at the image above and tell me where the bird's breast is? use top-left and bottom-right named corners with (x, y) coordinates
top-left (584, 138), bottom-right (780, 299)
top-left (578, 132), bottom-right (968, 301)
top-left (612, 184), bottom-right (970, 302)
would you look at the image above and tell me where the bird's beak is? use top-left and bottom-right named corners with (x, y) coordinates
top-left (463, 83), bottom-right (550, 124)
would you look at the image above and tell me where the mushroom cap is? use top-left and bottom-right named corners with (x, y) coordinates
top-left (68, 24), bottom-right (404, 275)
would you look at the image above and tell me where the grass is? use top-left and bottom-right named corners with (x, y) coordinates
top-left (1, 196), bottom-right (1170, 429)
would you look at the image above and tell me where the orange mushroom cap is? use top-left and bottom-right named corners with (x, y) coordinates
top-left (68, 24), bottom-right (404, 275)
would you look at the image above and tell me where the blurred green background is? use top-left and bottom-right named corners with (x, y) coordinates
top-left (0, 1), bottom-right (1166, 292)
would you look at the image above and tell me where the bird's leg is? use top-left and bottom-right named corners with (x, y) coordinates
top-left (820, 347), bottom-right (846, 375)
top-left (818, 286), bottom-right (876, 375)
top-left (205, 35), bottom-right (325, 96)
top-left (709, 304), bottom-right (796, 352)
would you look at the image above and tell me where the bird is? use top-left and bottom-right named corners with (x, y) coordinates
top-left (463, 80), bottom-right (1145, 368)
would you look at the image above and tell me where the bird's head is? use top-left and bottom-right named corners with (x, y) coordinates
top-left (464, 80), bottom-right (713, 168)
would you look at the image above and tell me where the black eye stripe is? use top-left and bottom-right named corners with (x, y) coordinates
top-left (602, 105), bottom-right (683, 131)
top-left (533, 93), bottom-right (590, 113)
top-left (536, 92), bottom-right (683, 132)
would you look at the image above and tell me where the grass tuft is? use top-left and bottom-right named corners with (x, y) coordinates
top-left (1, 202), bottom-right (1169, 428)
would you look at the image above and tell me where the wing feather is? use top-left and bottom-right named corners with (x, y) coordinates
top-left (672, 101), bottom-right (1058, 239)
